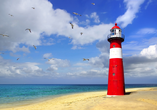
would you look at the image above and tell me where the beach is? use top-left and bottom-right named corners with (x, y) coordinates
top-left (0, 87), bottom-right (157, 110)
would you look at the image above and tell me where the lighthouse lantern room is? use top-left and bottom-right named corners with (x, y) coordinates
top-left (107, 23), bottom-right (125, 96)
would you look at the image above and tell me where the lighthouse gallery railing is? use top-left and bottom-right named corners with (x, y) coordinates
top-left (107, 33), bottom-right (125, 42)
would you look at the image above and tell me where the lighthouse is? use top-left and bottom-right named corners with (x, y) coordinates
top-left (107, 23), bottom-right (125, 96)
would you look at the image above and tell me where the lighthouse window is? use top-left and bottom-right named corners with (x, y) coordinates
top-left (112, 73), bottom-right (115, 76)
top-left (111, 29), bottom-right (114, 35)
top-left (113, 45), bottom-right (115, 48)
top-left (114, 29), bottom-right (116, 35)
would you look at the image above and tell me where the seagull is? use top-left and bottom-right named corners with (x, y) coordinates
top-left (91, 3), bottom-right (95, 5)
top-left (8, 14), bottom-right (13, 16)
top-left (32, 7), bottom-right (35, 9)
top-left (70, 22), bottom-right (74, 29)
top-left (48, 58), bottom-right (54, 61)
top-left (69, 37), bottom-right (73, 39)
top-left (73, 12), bottom-right (81, 16)
top-left (80, 32), bottom-right (83, 35)
top-left (83, 58), bottom-right (86, 61)
top-left (44, 58), bottom-right (54, 61)
top-left (33, 45), bottom-right (37, 50)
top-left (83, 58), bottom-right (89, 61)
top-left (17, 58), bottom-right (19, 60)
top-left (0, 34), bottom-right (9, 37)
top-left (25, 28), bottom-right (31, 33)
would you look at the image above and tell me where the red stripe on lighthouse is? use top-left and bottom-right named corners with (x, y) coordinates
top-left (107, 58), bottom-right (125, 95)
top-left (110, 40), bottom-right (122, 48)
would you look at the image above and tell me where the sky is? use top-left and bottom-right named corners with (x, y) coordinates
top-left (0, 0), bottom-right (157, 84)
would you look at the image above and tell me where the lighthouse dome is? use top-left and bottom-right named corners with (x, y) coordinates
top-left (111, 23), bottom-right (120, 29)
top-left (107, 23), bottom-right (125, 42)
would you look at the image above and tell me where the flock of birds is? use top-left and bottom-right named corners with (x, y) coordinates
top-left (0, 7), bottom-right (38, 61)
top-left (0, 3), bottom-right (96, 62)
top-left (69, 2), bottom-right (95, 37)
top-left (68, 3), bottom-right (95, 61)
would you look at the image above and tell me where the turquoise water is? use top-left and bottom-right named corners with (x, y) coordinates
top-left (0, 84), bottom-right (157, 104)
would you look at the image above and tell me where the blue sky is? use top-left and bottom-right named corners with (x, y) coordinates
top-left (0, 0), bottom-right (157, 84)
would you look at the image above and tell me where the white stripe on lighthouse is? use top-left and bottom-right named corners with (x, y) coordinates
top-left (110, 48), bottom-right (122, 59)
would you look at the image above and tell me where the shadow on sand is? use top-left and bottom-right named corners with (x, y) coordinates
top-left (125, 91), bottom-right (136, 95)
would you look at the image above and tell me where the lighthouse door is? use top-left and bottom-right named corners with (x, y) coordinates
top-left (112, 65), bottom-right (118, 95)
top-left (113, 80), bottom-right (118, 95)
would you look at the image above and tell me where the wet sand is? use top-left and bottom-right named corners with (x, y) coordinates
top-left (0, 87), bottom-right (157, 110)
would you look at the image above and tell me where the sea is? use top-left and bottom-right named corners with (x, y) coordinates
top-left (0, 84), bottom-right (157, 107)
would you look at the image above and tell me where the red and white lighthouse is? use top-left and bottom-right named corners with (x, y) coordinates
top-left (107, 23), bottom-right (125, 96)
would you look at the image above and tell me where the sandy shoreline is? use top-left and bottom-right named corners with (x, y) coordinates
top-left (0, 87), bottom-right (157, 110)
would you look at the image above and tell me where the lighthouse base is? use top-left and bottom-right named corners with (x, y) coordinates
top-left (106, 95), bottom-right (124, 97)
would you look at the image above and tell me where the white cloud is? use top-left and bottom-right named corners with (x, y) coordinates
top-left (66, 69), bottom-right (108, 78)
top-left (85, 15), bottom-right (89, 18)
top-left (0, 56), bottom-right (65, 78)
top-left (41, 37), bottom-right (54, 46)
top-left (71, 23), bottom-right (113, 45)
top-left (147, 37), bottom-right (157, 45)
top-left (116, 0), bottom-right (145, 28)
top-left (140, 44), bottom-right (157, 58)
top-left (15, 46), bottom-right (30, 53)
top-left (47, 65), bottom-right (58, 71)
top-left (123, 55), bottom-right (157, 77)
top-left (46, 58), bottom-right (70, 67)
top-left (79, 69), bottom-right (108, 77)
top-left (87, 52), bottom-right (109, 69)
top-left (43, 53), bottom-right (52, 58)
top-left (0, 56), bottom-right (46, 77)
top-left (90, 12), bottom-right (100, 23)
top-left (71, 45), bottom-right (84, 50)
top-left (74, 62), bottom-right (90, 67)
top-left (85, 12), bottom-right (100, 23)
top-left (145, 0), bottom-right (152, 9)
top-left (79, 19), bottom-right (90, 26)
top-left (86, 19), bottom-right (90, 24)
top-left (137, 28), bottom-right (157, 34)
top-left (9, 52), bottom-right (21, 57)
top-left (46, 58), bottom-right (70, 72)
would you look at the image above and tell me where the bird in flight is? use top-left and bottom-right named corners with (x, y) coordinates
top-left (73, 12), bottom-right (81, 16)
top-left (91, 3), bottom-right (95, 5)
top-left (80, 32), bottom-right (83, 35)
top-left (48, 58), bottom-right (54, 61)
top-left (17, 58), bottom-right (19, 60)
top-left (44, 58), bottom-right (54, 61)
top-left (32, 7), bottom-right (35, 9)
top-left (70, 22), bottom-right (74, 29)
top-left (0, 34), bottom-right (9, 37)
top-left (68, 37), bottom-right (72, 39)
top-left (83, 58), bottom-right (89, 61)
top-left (8, 14), bottom-right (13, 16)
top-left (25, 28), bottom-right (31, 33)
top-left (33, 45), bottom-right (37, 50)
